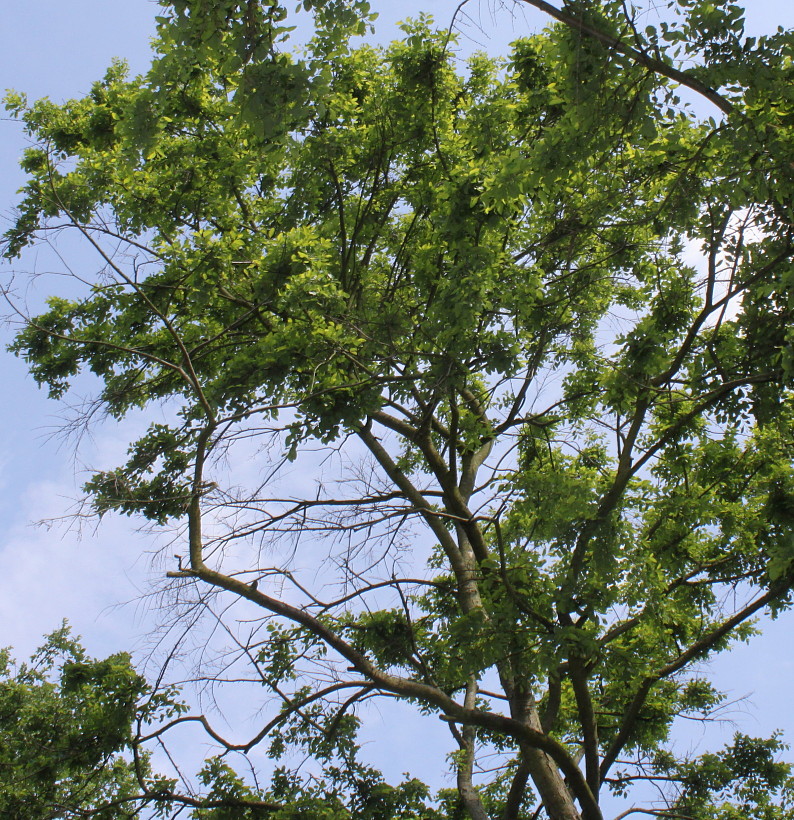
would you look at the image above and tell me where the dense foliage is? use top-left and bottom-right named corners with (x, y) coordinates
top-left (0, 627), bottom-right (146, 819)
top-left (4, 1), bottom-right (794, 817)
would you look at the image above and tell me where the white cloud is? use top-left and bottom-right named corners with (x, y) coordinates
top-left (0, 472), bottom-right (156, 659)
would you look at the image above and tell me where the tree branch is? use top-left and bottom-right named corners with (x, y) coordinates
top-left (515, 0), bottom-right (733, 114)
top-left (600, 581), bottom-right (792, 780)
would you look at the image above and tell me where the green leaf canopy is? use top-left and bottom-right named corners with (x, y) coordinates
top-left (4, 1), bottom-right (794, 818)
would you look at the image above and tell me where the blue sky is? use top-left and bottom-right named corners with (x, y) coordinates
top-left (2, 0), bottom-right (794, 809)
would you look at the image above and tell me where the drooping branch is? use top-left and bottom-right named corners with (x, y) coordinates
top-left (137, 680), bottom-right (373, 752)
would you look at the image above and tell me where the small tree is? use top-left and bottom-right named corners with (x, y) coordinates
top-left (4, 1), bottom-right (794, 817)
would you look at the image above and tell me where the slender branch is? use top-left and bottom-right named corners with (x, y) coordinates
top-left (503, 757), bottom-right (533, 820)
top-left (613, 810), bottom-right (695, 820)
top-left (600, 581), bottom-right (792, 779)
top-left (516, 0), bottom-right (733, 114)
top-left (137, 680), bottom-right (372, 751)
top-left (45, 178), bottom-right (216, 423)
top-left (356, 420), bottom-right (476, 603)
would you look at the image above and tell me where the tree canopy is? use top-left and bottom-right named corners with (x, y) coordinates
top-left (0, 626), bottom-right (145, 819)
top-left (3, 1), bottom-right (794, 818)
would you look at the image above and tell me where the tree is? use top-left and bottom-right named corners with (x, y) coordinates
top-left (3, 0), bottom-right (794, 817)
top-left (0, 625), bottom-right (147, 819)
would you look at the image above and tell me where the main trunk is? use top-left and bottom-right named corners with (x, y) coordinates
top-left (509, 693), bottom-right (591, 820)
top-left (523, 745), bottom-right (584, 820)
